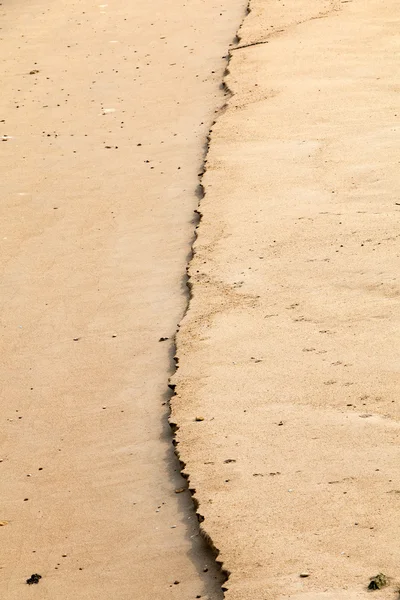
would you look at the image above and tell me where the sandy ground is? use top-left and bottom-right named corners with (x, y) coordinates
top-left (172, 1), bottom-right (400, 599)
top-left (0, 0), bottom-right (245, 597)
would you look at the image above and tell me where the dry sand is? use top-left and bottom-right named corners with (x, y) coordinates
top-left (172, 1), bottom-right (400, 599)
top-left (0, 0), bottom-right (245, 597)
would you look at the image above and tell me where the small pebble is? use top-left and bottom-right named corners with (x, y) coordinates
top-left (26, 573), bottom-right (41, 585)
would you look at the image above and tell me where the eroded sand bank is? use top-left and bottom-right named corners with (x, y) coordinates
top-left (0, 0), bottom-right (245, 597)
top-left (172, 1), bottom-right (400, 599)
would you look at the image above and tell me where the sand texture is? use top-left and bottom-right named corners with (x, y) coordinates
top-left (172, 1), bottom-right (400, 599)
top-left (0, 0), bottom-right (245, 597)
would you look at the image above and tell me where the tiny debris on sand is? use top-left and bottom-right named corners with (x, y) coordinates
top-left (368, 573), bottom-right (388, 590)
top-left (26, 574), bottom-right (42, 585)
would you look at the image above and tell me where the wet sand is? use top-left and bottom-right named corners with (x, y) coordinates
top-left (0, 0), bottom-right (245, 597)
top-left (172, 1), bottom-right (400, 599)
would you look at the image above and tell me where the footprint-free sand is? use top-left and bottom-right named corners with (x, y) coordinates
top-left (172, 1), bottom-right (400, 599)
top-left (0, 0), bottom-right (244, 597)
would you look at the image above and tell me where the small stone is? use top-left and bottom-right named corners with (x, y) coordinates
top-left (26, 573), bottom-right (41, 585)
top-left (300, 572), bottom-right (310, 578)
top-left (368, 573), bottom-right (388, 590)
top-left (195, 416), bottom-right (204, 422)
top-left (175, 488), bottom-right (185, 494)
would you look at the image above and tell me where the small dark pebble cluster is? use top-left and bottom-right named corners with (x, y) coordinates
top-left (26, 573), bottom-right (42, 585)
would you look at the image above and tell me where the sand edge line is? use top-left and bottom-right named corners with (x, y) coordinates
top-left (167, 1), bottom-right (252, 595)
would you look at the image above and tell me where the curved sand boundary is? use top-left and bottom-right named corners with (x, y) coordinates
top-left (172, 1), bottom-right (400, 598)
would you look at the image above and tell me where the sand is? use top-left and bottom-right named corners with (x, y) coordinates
top-left (172, 1), bottom-right (400, 599)
top-left (0, 0), bottom-right (245, 597)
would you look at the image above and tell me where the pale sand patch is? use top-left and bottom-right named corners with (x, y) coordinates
top-left (0, 0), bottom-right (245, 597)
top-left (172, 1), bottom-right (400, 599)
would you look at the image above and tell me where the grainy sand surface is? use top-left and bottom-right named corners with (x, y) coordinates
top-left (172, 1), bottom-right (400, 599)
top-left (0, 0), bottom-right (244, 597)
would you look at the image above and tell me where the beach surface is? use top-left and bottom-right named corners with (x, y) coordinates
top-left (0, 0), bottom-right (245, 597)
top-left (172, 1), bottom-right (400, 599)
